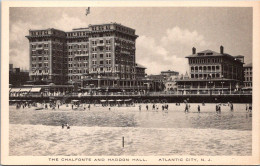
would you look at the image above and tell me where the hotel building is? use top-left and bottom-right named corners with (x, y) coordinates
top-left (26, 23), bottom-right (147, 92)
top-left (176, 46), bottom-right (244, 94)
top-left (243, 63), bottom-right (252, 91)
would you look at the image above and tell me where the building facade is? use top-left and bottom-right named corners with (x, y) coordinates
top-left (243, 63), bottom-right (252, 89)
top-left (9, 64), bottom-right (30, 87)
top-left (176, 46), bottom-right (244, 95)
top-left (26, 23), bottom-right (147, 92)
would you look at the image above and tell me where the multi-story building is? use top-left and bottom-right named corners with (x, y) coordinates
top-left (243, 63), bottom-right (252, 89)
top-left (26, 23), bottom-right (146, 92)
top-left (176, 46), bottom-right (244, 94)
top-left (26, 29), bottom-right (67, 85)
top-left (9, 64), bottom-right (30, 87)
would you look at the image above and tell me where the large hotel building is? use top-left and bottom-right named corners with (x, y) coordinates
top-left (176, 46), bottom-right (244, 94)
top-left (26, 23), bottom-right (146, 92)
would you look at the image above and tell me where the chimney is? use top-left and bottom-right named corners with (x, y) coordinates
top-left (220, 45), bottom-right (224, 54)
top-left (192, 47), bottom-right (196, 54)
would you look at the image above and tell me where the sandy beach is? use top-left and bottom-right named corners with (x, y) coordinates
top-left (10, 124), bottom-right (251, 156)
top-left (9, 103), bottom-right (252, 156)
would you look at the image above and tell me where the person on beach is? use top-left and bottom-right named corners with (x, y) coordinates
top-left (139, 105), bottom-right (142, 111)
top-left (88, 104), bottom-right (91, 110)
top-left (152, 104), bottom-right (155, 110)
top-left (57, 104), bottom-right (59, 109)
top-left (62, 124), bottom-right (64, 129)
top-left (66, 123), bottom-right (70, 129)
top-left (216, 104), bottom-right (219, 113)
top-left (162, 105), bottom-right (164, 111)
top-left (248, 104), bottom-right (252, 112)
top-left (146, 105), bottom-right (148, 111)
top-left (72, 104), bottom-right (74, 110)
top-left (184, 103), bottom-right (189, 113)
top-left (197, 105), bottom-right (200, 113)
top-left (218, 104), bottom-right (221, 113)
top-left (230, 103), bottom-right (234, 111)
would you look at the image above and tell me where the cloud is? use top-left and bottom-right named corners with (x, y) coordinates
top-left (161, 26), bottom-right (207, 47)
top-left (136, 26), bottom-right (209, 75)
top-left (136, 35), bottom-right (187, 75)
top-left (52, 13), bottom-right (86, 31)
top-left (9, 21), bottom-right (42, 69)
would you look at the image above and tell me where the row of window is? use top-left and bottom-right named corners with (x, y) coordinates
top-left (91, 25), bottom-right (112, 31)
top-left (68, 57), bottom-right (88, 61)
top-left (68, 44), bottom-right (88, 49)
top-left (68, 51), bottom-right (88, 55)
top-left (31, 63), bottom-right (48, 68)
top-left (68, 63), bottom-right (88, 68)
top-left (191, 73), bottom-right (221, 79)
top-left (244, 77), bottom-right (252, 82)
top-left (92, 60), bottom-right (112, 65)
top-left (191, 66), bottom-right (220, 72)
top-left (32, 50), bottom-right (49, 55)
top-left (189, 58), bottom-right (222, 64)
top-left (91, 46), bottom-right (111, 52)
top-left (32, 56), bottom-right (49, 61)
top-left (91, 39), bottom-right (111, 45)
top-left (68, 69), bottom-right (88, 74)
top-left (92, 53), bottom-right (112, 59)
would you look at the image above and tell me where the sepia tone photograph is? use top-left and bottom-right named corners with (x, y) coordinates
top-left (1, 1), bottom-right (260, 165)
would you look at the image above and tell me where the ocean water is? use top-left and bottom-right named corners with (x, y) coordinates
top-left (9, 103), bottom-right (252, 156)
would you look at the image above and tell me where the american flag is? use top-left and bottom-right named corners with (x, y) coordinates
top-left (86, 7), bottom-right (90, 16)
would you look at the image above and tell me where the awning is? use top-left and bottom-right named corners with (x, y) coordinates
top-left (116, 99), bottom-right (123, 102)
top-left (19, 88), bottom-right (32, 92)
top-left (30, 88), bottom-right (41, 92)
top-left (108, 100), bottom-right (114, 102)
top-left (72, 100), bottom-right (79, 102)
top-left (100, 100), bottom-right (107, 102)
top-left (10, 88), bottom-right (21, 92)
top-left (124, 99), bottom-right (132, 102)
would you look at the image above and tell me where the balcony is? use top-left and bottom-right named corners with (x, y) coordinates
top-left (97, 43), bottom-right (105, 47)
top-left (74, 54), bottom-right (89, 58)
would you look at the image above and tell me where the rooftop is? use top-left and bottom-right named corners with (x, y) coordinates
top-left (135, 63), bottom-right (146, 69)
top-left (186, 49), bottom-right (244, 64)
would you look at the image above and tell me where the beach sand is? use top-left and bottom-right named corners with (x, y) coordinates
top-left (9, 124), bottom-right (251, 156)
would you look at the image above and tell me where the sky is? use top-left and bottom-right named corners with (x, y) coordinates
top-left (9, 7), bottom-right (252, 75)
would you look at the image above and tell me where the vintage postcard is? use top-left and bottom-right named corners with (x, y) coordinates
top-left (1, 1), bottom-right (260, 165)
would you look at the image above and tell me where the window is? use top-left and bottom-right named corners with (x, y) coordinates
top-left (106, 46), bottom-right (111, 51)
top-left (106, 53), bottom-right (111, 58)
top-left (92, 47), bottom-right (97, 52)
top-left (92, 61), bottom-right (97, 65)
top-left (100, 61), bottom-right (104, 65)
top-left (106, 39), bottom-right (111, 44)
top-left (92, 54), bottom-right (97, 58)
top-left (100, 54), bottom-right (103, 58)
top-left (92, 41), bottom-right (97, 45)
top-left (106, 60), bottom-right (111, 65)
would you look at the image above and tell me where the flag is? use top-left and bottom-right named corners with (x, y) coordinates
top-left (86, 7), bottom-right (90, 16)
